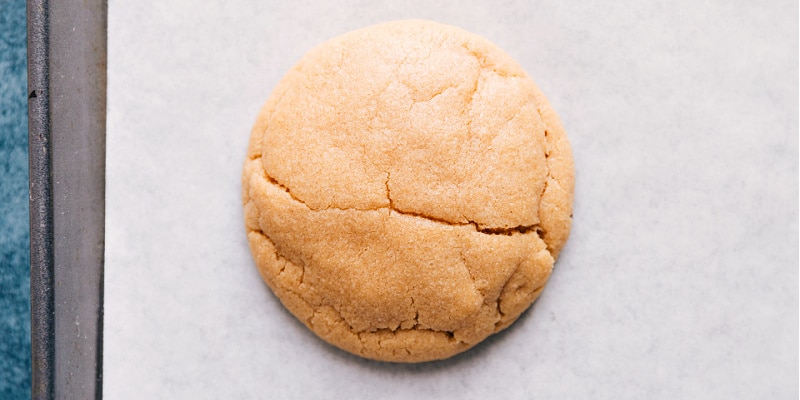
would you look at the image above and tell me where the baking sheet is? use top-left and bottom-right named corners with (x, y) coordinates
top-left (105, 1), bottom-right (798, 398)
top-left (28, 1), bottom-right (106, 398)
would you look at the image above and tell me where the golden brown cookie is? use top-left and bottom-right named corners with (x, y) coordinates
top-left (242, 20), bottom-right (574, 362)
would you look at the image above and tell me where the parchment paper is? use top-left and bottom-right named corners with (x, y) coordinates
top-left (105, 1), bottom-right (798, 398)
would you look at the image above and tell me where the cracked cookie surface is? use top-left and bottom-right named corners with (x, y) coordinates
top-left (242, 20), bottom-right (574, 362)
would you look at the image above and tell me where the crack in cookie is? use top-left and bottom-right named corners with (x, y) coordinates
top-left (257, 157), bottom-right (546, 239)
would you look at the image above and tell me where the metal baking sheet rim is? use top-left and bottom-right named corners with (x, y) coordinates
top-left (28, 1), bottom-right (107, 399)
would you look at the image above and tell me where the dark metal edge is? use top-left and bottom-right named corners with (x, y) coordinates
top-left (49, 1), bottom-right (107, 398)
top-left (27, 0), bottom-right (54, 399)
top-left (27, 0), bottom-right (108, 398)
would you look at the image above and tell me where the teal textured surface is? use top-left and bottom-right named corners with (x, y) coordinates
top-left (0, 0), bottom-right (31, 398)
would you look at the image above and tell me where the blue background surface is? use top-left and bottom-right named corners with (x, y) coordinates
top-left (0, 0), bottom-right (31, 398)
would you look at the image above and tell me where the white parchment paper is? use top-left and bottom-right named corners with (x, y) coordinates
top-left (105, 1), bottom-right (798, 398)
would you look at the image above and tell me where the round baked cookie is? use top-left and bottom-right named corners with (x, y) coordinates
top-left (242, 20), bottom-right (574, 363)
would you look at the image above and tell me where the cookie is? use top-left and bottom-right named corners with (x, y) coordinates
top-left (242, 20), bottom-right (574, 362)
